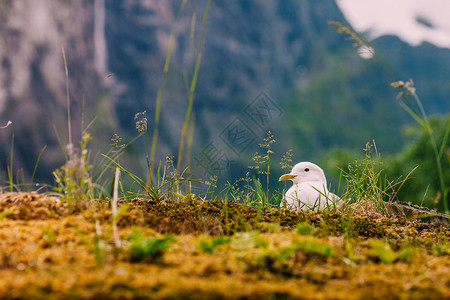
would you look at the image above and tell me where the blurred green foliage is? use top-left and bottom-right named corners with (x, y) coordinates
top-left (323, 115), bottom-right (449, 212)
top-left (386, 115), bottom-right (449, 211)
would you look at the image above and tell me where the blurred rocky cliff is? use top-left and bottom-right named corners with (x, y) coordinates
top-left (0, 0), bottom-right (101, 181)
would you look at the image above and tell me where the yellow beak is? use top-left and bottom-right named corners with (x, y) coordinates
top-left (279, 174), bottom-right (296, 181)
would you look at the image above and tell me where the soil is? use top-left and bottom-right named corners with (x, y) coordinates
top-left (0, 192), bottom-right (448, 299)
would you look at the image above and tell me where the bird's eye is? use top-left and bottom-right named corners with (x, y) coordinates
top-left (304, 168), bottom-right (310, 172)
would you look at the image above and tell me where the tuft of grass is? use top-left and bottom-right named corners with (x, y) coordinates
top-left (51, 48), bottom-right (109, 207)
top-left (257, 239), bottom-right (336, 273)
top-left (248, 131), bottom-right (276, 208)
top-left (53, 130), bottom-right (94, 208)
top-left (126, 229), bottom-right (176, 263)
top-left (368, 239), bottom-right (397, 264)
top-left (0, 209), bottom-right (16, 219)
top-left (432, 243), bottom-right (450, 256)
top-left (197, 236), bottom-right (232, 254)
top-left (338, 142), bottom-right (413, 215)
top-left (295, 240), bottom-right (336, 258)
top-left (92, 236), bottom-right (107, 267)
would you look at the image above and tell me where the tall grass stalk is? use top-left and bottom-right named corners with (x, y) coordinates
top-left (177, 0), bottom-right (211, 173)
top-left (150, 0), bottom-right (188, 168)
top-left (61, 47), bottom-right (72, 145)
top-left (28, 145), bottom-right (47, 191)
top-left (7, 134), bottom-right (14, 192)
top-left (185, 113), bottom-right (195, 194)
top-left (189, 12), bottom-right (197, 63)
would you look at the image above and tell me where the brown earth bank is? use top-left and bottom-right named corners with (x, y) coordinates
top-left (0, 192), bottom-right (449, 299)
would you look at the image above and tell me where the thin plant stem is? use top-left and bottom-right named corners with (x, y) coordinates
top-left (61, 47), bottom-right (72, 145)
top-left (29, 146), bottom-right (47, 191)
top-left (150, 0), bottom-right (188, 167)
top-left (185, 113), bottom-right (195, 185)
top-left (177, 0), bottom-right (211, 173)
top-left (189, 12), bottom-right (196, 65)
top-left (8, 134), bottom-right (14, 192)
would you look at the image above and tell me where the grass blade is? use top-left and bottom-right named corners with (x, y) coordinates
top-left (177, 0), bottom-right (211, 173)
top-left (150, 0), bottom-right (188, 167)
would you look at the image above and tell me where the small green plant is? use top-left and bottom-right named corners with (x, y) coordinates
top-left (40, 228), bottom-right (56, 247)
top-left (248, 131), bottom-right (276, 208)
top-left (368, 239), bottom-right (397, 264)
top-left (203, 175), bottom-right (219, 200)
top-left (126, 229), bottom-right (176, 263)
top-left (368, 239), bottom-right (416, 264)
top-left (69, 224), bottom-right (108, 267)
top-left (339, 142), bottom-right (386, 213)
top-left (104, 107), bottom-right (192, 201)
top-left (103, 148), bottom-right (190, 202)
top-left (344, 239), bottom-right (360, 263)
top-left (432, 243), bottom-right (450, 256)
top-left (295, 222), bottom-right (317, 235)
top-left (0, 209), bottom-right (16, 219)
top-left (51, 48), bottom-right (103, 206)
top-left (295, 240), bottom-right (336, 258)
top-left (432, 230), bottom-right (449, 256)
top-left (258, 239), bottom-right (336, 271)
top-left (53, 130), bottom-right (94, 207)
top-left (197, 236), bottom-right (232, 254)
top-left (92, 236), bottom-right (107, 266)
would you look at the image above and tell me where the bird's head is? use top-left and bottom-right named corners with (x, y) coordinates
top-left (279, 162), bottom-right (327, 185)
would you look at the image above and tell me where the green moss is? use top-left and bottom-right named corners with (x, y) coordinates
top-left (0, 192), bottom-right (449, 299)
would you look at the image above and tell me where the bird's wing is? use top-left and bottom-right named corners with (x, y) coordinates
top-left (283, 183), bottom-right (322, 210)
top-left (283, 182), bottom-right (341, 211)
top-left (283, 185), bottom-right (308, 210)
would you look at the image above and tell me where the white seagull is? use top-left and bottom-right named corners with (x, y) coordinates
top-left (279, 162), bottom-right (341, 211)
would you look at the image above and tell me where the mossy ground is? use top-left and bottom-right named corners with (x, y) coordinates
top-left (0, 192), bottom-right (448, 299)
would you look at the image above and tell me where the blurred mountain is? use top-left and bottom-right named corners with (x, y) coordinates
top-left (0, 0), bottom-right (448, 192)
